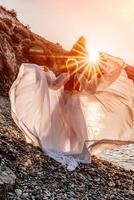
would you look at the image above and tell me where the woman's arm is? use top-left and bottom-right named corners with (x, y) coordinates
top-left (95, 52), bottom-right (125, 91)
top-left (77, 73), bottom-right (100, 94)
top-left (78, 52), bottom-right (125, 93)
top-left (46, 72), bottom-right (70, 90)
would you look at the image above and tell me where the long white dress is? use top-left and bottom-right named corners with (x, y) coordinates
top-left (9, 63), bottom-right (134, 170)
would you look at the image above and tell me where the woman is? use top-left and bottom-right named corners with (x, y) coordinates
top-left (9, 46), bottom-right (134, 170)
top-left (9, 61), bottom-right (92, 170)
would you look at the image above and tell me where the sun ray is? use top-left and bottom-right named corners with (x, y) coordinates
top-left (93, 63), bottom-right (100, 85)
top-left (96, 62), bottom-right (103, 77)
top-left (71, 59), bottom-right (89, 77)
top-left (97, 61), bottom-right (107, 76)
top-left (72, 48), bottom-right (88, 57)
top-left (87, 63), bottom-right (92, 80)
top-left (44, 46), bottom-right (105, 84)
top-left (66, 57), bottom-right (88, 70)
top-left (74, 61), bottom-right (90, 89)
top-left (74, 60), bottom-right (89, 76)
top-left (78, 59), bottom-right (91, 79)
top-left (77, 42), bottom-right (88, 54)
top-left (77, 60), bottom-right (89, 73)
top-left (88, 62), bottom-right (93, 76)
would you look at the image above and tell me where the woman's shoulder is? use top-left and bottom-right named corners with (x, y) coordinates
top-left (19, 63), bottom-right (57, 81)
top-left (19, 63), bottom-right (41, 74)
top-left (21, 63), bottom-right (39, 69)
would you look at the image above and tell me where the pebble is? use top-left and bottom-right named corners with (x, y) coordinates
top-left (15, 189), bottom-right (22, 197)
top-left (0, 93), bottom-right (134, 200)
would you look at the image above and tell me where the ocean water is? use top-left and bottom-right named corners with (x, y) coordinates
top-left (97, 144), bottom-right (134, 171)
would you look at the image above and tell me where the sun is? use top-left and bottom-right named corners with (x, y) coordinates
top-left (65, 44), bottom-right (102, 79)
top-left (89, 48), bottom-right (99, 63)
top-left (52, 39), bottom-right (103, 79)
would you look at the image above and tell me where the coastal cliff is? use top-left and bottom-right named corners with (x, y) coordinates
top-left (0, 6), bottom-right (67, 96)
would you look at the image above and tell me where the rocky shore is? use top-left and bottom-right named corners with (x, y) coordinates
top-left (0, 96), bottom-right (134, 200)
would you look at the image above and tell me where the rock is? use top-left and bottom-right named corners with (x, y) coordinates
top-left (22, 192), bottom-right (29, 198)
top-left (108, 181), bottom-right (116, 187)
top-left (0, 95), bottom-right (134, 199)
top-left (0, 6), bottom-right (68, 96)
top-left (129, 190), bottom-right (134, 195)
top-left (0, 165), bottom-right (16, 199)
top-left (15, 189), bottom-right (22, 197)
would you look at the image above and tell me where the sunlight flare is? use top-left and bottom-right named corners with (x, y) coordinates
top-left (64, 40), bottom-right (103, 80)
top-left (89, 48), bottom-right (99, 63)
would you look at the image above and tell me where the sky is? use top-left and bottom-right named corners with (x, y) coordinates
top-left (0, 0), bottom-right (134, 64)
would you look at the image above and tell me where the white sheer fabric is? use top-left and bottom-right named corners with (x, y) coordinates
top-left (9, 63), bottom-right (134, 170)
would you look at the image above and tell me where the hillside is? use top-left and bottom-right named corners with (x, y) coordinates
top-left (0, 6), bottom-right (67, 96)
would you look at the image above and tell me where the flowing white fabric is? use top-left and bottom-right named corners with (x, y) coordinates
top-left (9, 63), bottom-right (134, 170)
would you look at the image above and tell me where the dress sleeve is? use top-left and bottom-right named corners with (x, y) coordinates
top-left (46, 71), bottom-right (70, 90)
top-left (96, 62), bottom-right (123, 91)
top-left (77, 62), bottom-right (123, 94)
top-left (77, 73), bottom-right (99, 94)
